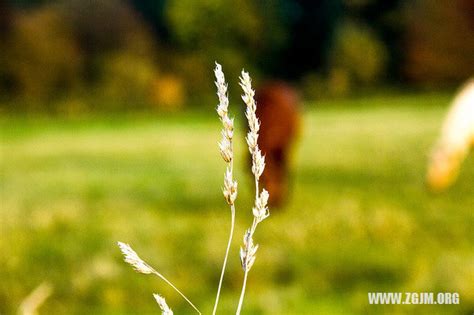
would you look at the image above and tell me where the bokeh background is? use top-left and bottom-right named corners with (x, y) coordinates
top-left (1, 0), bottom-right (473, 314)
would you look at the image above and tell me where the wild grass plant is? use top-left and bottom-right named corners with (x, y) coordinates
top-left (118, 63), bottom-right (270, 314)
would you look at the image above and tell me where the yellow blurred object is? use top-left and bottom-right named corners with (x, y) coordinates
top-left (18, 282), bottom-right (53, 315)
top-left (427, 78), bottom-right (474, 191)
top-left (150, 75), bottom-right (185, 111)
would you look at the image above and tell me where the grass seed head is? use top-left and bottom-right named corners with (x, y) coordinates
top-left (117, 242), bottom-right (155, 275)
top-left (153, 294), bottom-right (173, 315)
top-left (223, 167), bottom-right (238, 205)
top-left (240, 230), bottom-right (258, 272)
top-left (253, 189), bottom-right (270, 222)
top-left (214, 63), bottom-right (229, 119)
top-left (218, 135), bottom-right (233, 163)
top-left (251, 149), bottom-right (265, 179)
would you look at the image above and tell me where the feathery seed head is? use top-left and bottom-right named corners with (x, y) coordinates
top-left (240, 230), bottom-right (258, 272)
top-left (259, 189), bottom-right (269, 206)
top-left (214, 62), bottom-right (225, 85)
top-left (239, 71), bottom-right (255, 98)
top-left (240, 67), bottom-right (266, 182)
top-left (221, 117), bottom-right (234, 141)
top-left (224, 129), bottom-right (233, 141)
top-left (253, 189), bottom-right (270, 222)
top-left (214, 63), bottom-right (229, 117)
top-left (242, 95), bottom-right (256, 111)
top-left (118, 242), bottom-right (155, 274)
top-left (223, 167), bottom-right (238, 205)
top-left (222, 116), bottom-right (234, 133)
top-left (215, 62), bottom-right (234, 165)
top-left (153, 294), bottom-right (173, 315)
top-left (216, 104), bottom-right (227, 119)
top-left (246, 132), bottom-right (258, 151)
top-left (240, 73), bottom-right (256, 123)
top-left (246, 115), bottom-right (260, 135)
top-left (251, 207), bottom-right (260, 220)
top-left (218, 136), bottom-right (233, 163)
top-left (251, 149), bottom-right (265, 178)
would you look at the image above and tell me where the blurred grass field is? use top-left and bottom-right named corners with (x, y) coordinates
top-left (1, 93), bottom-right (473, 315)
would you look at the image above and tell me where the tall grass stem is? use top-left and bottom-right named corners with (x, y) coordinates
top-left (212, 204), bottom-right (235, 315)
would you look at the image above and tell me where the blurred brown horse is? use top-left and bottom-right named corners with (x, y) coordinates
top-left (253, 81), bottom-right (300, 207)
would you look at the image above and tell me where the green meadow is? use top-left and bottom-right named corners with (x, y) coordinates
top-left (1, 93), bottom-right (473, 314)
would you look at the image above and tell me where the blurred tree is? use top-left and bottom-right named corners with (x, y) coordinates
top-left (128, 0), bottom-right (170, 41)
top-left (343, 0), bottom-right (404, 82)
top-left (163, 0), bottom-right (265, 100)
top-left (329, 20), bottom-right (388, 89)
top-left (161, 0), bottom-right (346, 99)
top-left (0, 1), bottom-right (14, 97)
top-left (275, 0), bottom-right (343, 80)
top-left (2, 5), bottom-right (82, 110)
top-left (3, 0), bottom-right (470, 113)
top-left (0, 1), bottom-right (14, 37)
top-left (134, 0), bottom-right (344, 84)
top-left (1, 0), bottom-right (178, 113)
top-left (166, 0), bottom-right (261, 51)
top-left (62, 0), bottom-right (186, 111)
top-left (61, 0), bottom-right (157, 83)
top-left (404, 0), bottom-right (474, 87)
top-left (252, 0), bottom-right (293, 76)
top-left (95, 51), bottom-right (160, 111)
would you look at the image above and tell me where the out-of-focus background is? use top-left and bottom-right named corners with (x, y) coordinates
top-left (1, 0), bottom-right (473, 314)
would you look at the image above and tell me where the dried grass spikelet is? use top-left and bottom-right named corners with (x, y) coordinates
top-left (253, 189), bottom-right (270, 223)
top-left (240, 71), bottom-right (266, 181)
top-left (239, 229), bottom-right (258, 272)
top-left (118, 241), bottom-right (155, 274)
top-left (215, 62), bottom-right (237, 205)
top-left (153, 294), bottom-right (174, 315)
top-left (117, 242), bottom-right (201, 314)
top-left (223, 167), bottom-right (237, 206)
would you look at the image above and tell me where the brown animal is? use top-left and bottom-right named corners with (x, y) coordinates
top-left (253, 81), bottom-right (300, 207)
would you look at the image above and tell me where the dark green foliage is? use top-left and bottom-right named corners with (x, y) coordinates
top-left (0, 0), bottom-right (473, 113)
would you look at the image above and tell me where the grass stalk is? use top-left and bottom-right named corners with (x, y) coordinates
top-left (151, 270), bottom-right (201, 315)
top-left (235, 267), bottom-right (250, 315)
top-left (212, 204), bottom-right (235, 315)
top-left (212, 62), bottom-right (238, 314)
top-left (235, 70), bottom-right (270, 314)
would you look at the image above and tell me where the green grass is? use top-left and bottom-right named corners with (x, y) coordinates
top-left (1, 93), bottom-right (473, 314)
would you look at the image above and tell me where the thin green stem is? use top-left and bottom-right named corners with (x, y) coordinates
top-left (236, 268), bottom-right (249, 315)
top-left (212, 204), bottom-right (235, 315)
top-left (152, 271), bottom-right (201, 314)
top-left (255, 175), bottom-right (259, 201)
top-left (236, 167), bottom-right (260, 315)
